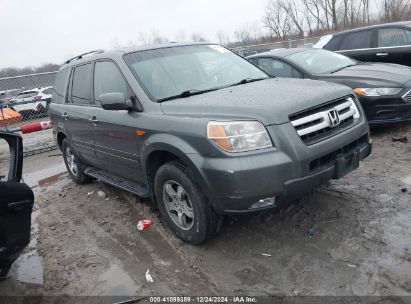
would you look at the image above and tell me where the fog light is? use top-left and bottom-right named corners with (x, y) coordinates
top-left (250, 197), bottom-right (276, 210)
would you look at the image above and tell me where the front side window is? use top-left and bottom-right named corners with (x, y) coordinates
top-left (257, 58), bottom-right (295, 78)
top-left (94, 61), bottom-right (128, 104)
top-left (340, 31), bottom-right (372, 50)
top-left (378, 28), bottom-right (411, 47)
top-left (287, 49), bottom-right (357, 75)
top-left (124, 45), bottom-right (268, 101)
top-left (71, 63), bottom-right (92, 104)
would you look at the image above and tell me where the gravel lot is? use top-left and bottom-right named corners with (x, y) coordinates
top-left (1, 124), bottom-right (410, 298)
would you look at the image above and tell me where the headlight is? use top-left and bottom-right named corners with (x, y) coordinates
top-left (207, 121), bottom-right (273, 152)
top-left (354, 87), bottom-right (402, 97)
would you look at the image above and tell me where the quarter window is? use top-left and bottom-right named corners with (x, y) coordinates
top-left (340, 31), bottom-right (372, 50)
top-left (378, 28), bottom-right (411, 47)
top-left (94, 61), bottom-right (128, 104)
top-left (71, 64), bottom-right (92, 104)
top-left (53, 68), bottom-right (70, 103)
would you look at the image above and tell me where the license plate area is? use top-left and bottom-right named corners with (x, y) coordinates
top-left (334, 150), bottom-right (360, 178)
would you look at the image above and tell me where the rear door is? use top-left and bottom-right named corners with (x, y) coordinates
top-left (374, 26), bottom-right (411, 66)
top-left (337, 29), bottom-right (376, 62)
top-left (63, 63), bottom-right (99, 166)
top-left (91, 60), bottom-right (144, 182)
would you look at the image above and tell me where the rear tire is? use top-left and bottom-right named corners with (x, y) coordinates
top-left (154, 161), bottom-right (223, 244)
top-left (62, 138), bottom-right (90, 184)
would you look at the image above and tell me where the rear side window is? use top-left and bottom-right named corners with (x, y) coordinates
top-left (378, 28), bottom-right (411, 47)
top-left (339, 31), bottom-right (372, 50)
top-left (71, 64), bottom-right (92, 104)
top-left (323, 36), bottom-right (344, 51)
top-left (53, 68), bottom-right (70, 104)
top-left (94, 61), bottom-right (128, 104)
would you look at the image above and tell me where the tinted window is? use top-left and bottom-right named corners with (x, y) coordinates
top-left (256, 58), bottom-right (303, 78)
top-left (257, 58), bottom-right (293, 78)
top-left (324, 36), bottom-right (344, 51)
top-left (53, 68), bottom-right (70, 103)
top-left (94, 61), bottom-right (128, 104)
top-left (340, 31), bottom-right (372, 50)
top-left (71, 64), bottom-right (92, 104)
top-left (378, 28), bottom-right (411, 47)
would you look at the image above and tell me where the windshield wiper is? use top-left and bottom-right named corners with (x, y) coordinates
top-left (157, 88), bottom-right (219, 102)
top-left (331, 64), bottom-right (357, 74)
top-left (230, 77), bottom-right (268, 87)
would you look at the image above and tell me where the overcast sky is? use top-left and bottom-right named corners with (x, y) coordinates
top-left (0, 0), bottom-right (269, 69)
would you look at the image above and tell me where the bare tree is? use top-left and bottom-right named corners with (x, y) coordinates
top-left (174, 30), bottom-right (186, 42)
top-left (216, 30), bottom-right (230, 45)
top-left (191, 33), bottom-right (207, 42)
top-left (264, 0), bottom-right (293, 38)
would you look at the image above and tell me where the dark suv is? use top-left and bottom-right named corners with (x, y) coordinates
top-left (49, 43), bottom-right (372, 244)
top-left (315, 21), bottom-right (411, 67)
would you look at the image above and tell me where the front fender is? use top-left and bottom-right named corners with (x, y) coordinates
top-left (142, 133), bottom-right (214, 204)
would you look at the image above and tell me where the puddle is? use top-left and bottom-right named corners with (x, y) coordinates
top-left (402, 174), bottom-right (411, 186)
top-left (14, 210), bottom-right (44, 285)
top-left (15, 252), bottom-right (44, 285)
top-left (98, 264), bottom-right (139, 296)
top-left (22, 162), bottom-right (66, 188)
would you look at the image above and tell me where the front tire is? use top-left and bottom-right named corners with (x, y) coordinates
top-left (154, 161), bottom-right (223, 244)
top-left (62, 138), bottom-right (89, 184)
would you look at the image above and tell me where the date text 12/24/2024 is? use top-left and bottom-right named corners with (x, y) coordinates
top-left (149, 297), bottom-right (257, 303)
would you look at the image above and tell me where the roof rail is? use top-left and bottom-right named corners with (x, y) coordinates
top-left (64, 49), bottom-right (104, 64)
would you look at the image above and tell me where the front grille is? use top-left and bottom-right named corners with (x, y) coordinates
top-left (290, 96), bottom-right (360, 145)
top-left (402, 90), bottom-right (411, 103)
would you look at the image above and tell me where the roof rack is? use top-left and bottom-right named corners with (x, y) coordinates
top-left (64, 49), bottom-right (104, 64)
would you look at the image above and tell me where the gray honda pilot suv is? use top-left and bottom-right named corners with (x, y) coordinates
top-left (49, 43), bottom-right (372, 244)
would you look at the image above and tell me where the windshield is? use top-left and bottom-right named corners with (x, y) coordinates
top-left (124, 44), bottom-right (268, 101)
top-left (287, 49), bottom-right (357, 74)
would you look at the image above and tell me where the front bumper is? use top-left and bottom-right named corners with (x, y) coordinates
top-left (193, 119), bottom-right (371, 214)
top-left (360, 96), bottom-right (411, 125)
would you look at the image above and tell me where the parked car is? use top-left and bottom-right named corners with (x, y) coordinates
top-left (0, 132), bottom-right (34, 280)
top-left (49, 43), bottom-right (371, 244)
top-left (314, 21), bottom-right (411, 67)
top-left (248, 48), bottom-right (411, 125)
top-left (9, 87), bottom-right (52, 117)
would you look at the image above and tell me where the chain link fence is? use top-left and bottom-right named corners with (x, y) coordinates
top-left (0, 72), bottom-right (58, 156)
top-left (231, 36), bottom-right (321, 56)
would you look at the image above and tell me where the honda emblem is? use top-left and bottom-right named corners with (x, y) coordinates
top-left (328, 109), bottom-right (340, 127)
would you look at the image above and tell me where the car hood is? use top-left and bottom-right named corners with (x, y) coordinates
top-left (160, 78), bottom-right (353, 125)
top-left (322, 62), bottom-right (411, 87)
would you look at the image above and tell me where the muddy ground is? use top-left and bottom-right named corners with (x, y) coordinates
top-left (1, 125), bottom-right (410, 297)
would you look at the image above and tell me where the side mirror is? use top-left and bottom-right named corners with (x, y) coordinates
top-left (0, 131), bottom-right (23, 182)
top-left (100, 93), bottom-right (133, 111)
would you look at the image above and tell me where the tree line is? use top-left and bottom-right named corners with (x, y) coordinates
top-left (0, 63), bottom-right (60, 79)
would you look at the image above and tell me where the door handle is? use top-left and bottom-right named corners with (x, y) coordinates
top-left (8, 200), bottom-right (34, 211)
top-left (376, 52), bottom-right (388, 57)
top-left (89, 116), bottom-right (99, 123)
top-left (61, 112), bottom-right (68, 119)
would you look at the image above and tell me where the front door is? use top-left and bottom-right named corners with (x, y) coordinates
top-left (91, 60), bottom-right (144, 182)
